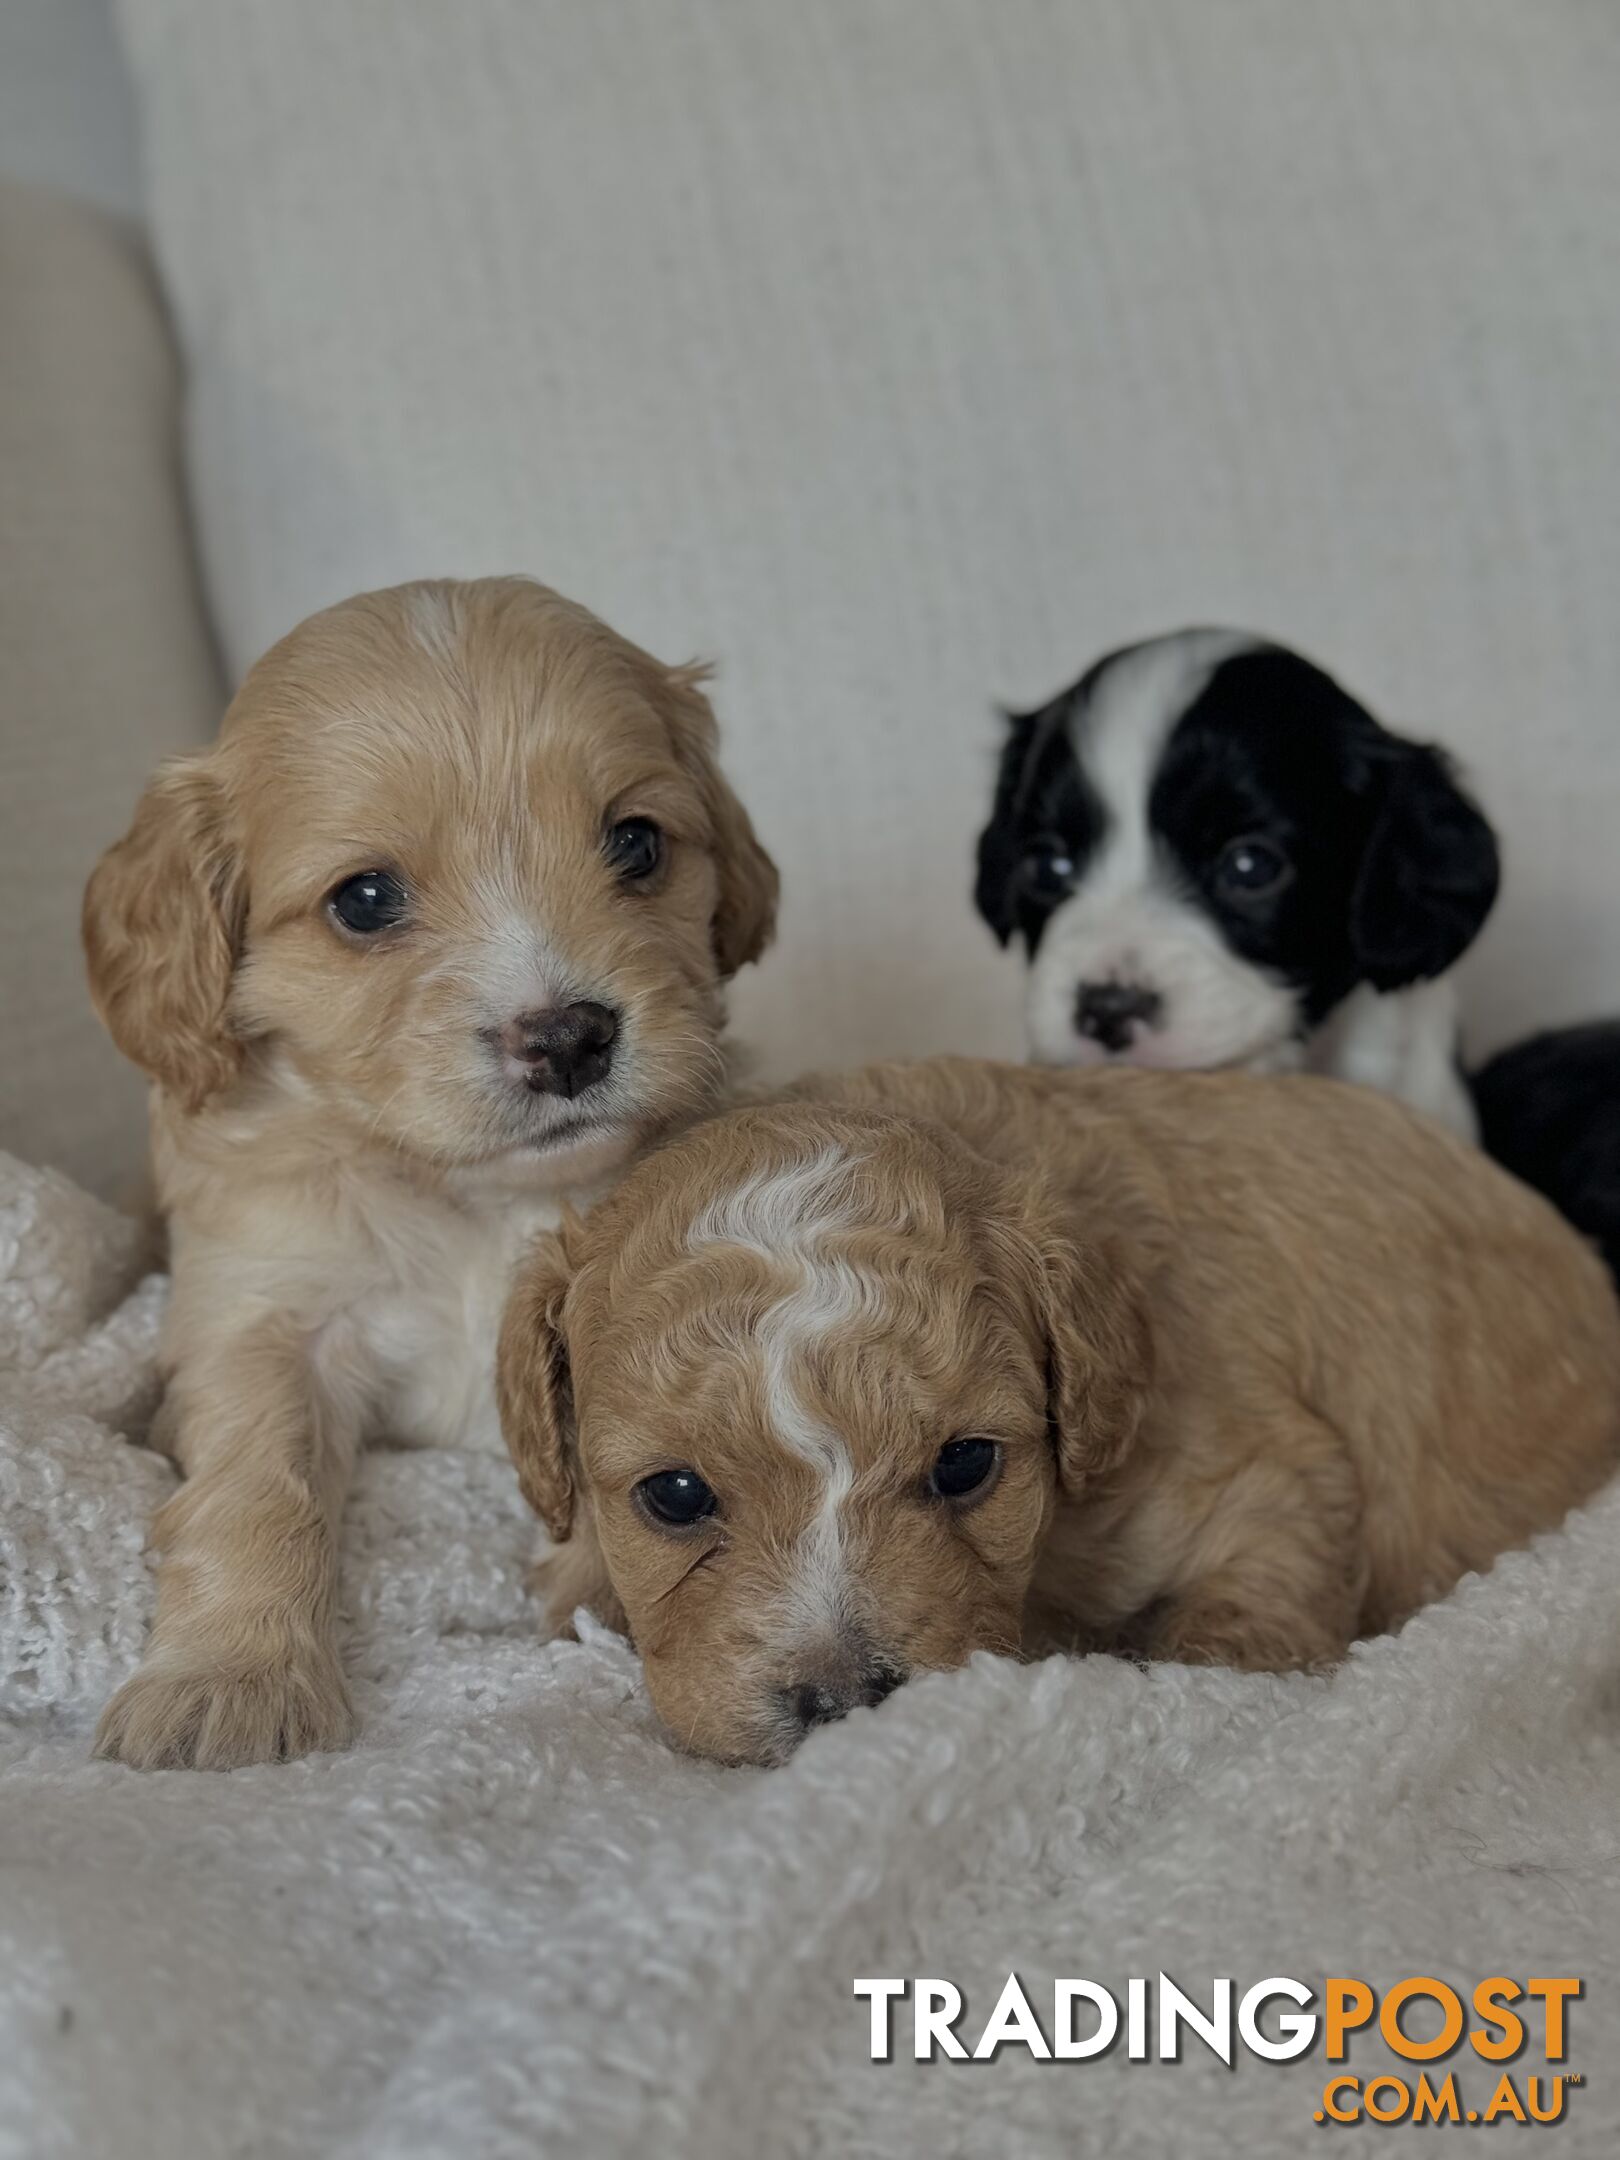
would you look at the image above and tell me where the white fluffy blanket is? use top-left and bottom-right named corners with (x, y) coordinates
top-left (2, 1149), bottom-right (1618, 2159)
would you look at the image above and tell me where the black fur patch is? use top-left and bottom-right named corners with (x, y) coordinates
top-left (1473, 1023), bottom-right (1620, 1283)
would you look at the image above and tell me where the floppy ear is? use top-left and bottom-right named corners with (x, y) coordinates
top-left (973, 707), bottom-right (1040, 946)
top-left (82, 754), bottom-right (247, 1110)
top-left (991, 1171), bottom-right (1157, 1495)
top-left (1349, 743), bottom-right (1500, 990)
top-left (496, 1231), bottom-right (579, 1541)
top-left (1038, 1229), bottom-right (1155, 1494)
top-left (661, 664), bottom-right (780, 976)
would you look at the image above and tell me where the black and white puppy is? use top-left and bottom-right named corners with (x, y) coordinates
top-left (974, 629), bottom-right (1500, 1139)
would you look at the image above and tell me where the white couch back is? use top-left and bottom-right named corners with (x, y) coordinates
top-left (117, 0), bottom-right (1620, 1079)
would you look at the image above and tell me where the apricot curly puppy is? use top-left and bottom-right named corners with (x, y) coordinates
top-left (85, 577), bottom-right (776, 1768)
top-left (500, 1058), bottom-right (1620, 1766)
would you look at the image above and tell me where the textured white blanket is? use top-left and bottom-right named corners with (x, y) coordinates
top-left (2, 1147), bottom-right (1617, 2158)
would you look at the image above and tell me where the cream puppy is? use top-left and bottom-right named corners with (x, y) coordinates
top-left (499, 1058), bottom-right (1620, 1767)
top-left (84, 576), bottom-right (777, 1768)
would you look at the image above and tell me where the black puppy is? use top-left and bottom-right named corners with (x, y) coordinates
top-left (974, 628), bottom-right (1500, 1138)
top-left (1473, 1023), bottom-right (1620, 1282)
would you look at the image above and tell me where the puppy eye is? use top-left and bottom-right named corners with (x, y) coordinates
top-left (1213, 835), bottom-right (1292, 902)
top-left (329, 869), bottom-right (409, 935)
top-left (605, 817), bottom-right (664, 881)
top-left (636, 1467), bottom-right (718, 1529)
top-left (1018, 834), bottom-right (1077, 899)
top-left (928, 1437), bottom-right (1001, 1503)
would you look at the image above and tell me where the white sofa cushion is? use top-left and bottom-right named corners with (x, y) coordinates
top-left (0, 179), bottom-right (222, 1196)
top-left (0, 1), bottom-right (140, 214)
top-left (115, 0), bottom-right (1620, 1074)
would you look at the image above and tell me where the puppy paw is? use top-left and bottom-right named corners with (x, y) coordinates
top-left (1145, 1600), bottom-right (1342, 1675)
top-left (530, 1537), bottom-right (627, 1641)
top-left (94, 1648), bottom-right (357, 1770)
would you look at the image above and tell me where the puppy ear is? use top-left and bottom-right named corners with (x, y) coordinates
top-left (1349, 743), bottom-right (1500, 990)
top-left (973, 707), bottom-right (1040, 946)
top-left (1038, 1230), bottom-right (1155, 1493)
top-left (82, 754), bottom-right (247, 1111)
top-left (662, 664), bottom-right (780, 976)
top-left (496, 1231), bottom-right (579, 1541)
top-left (991, 1168), bottom-right (1157, 1493)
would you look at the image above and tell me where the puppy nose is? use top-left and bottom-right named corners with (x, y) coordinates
top-left (1075, 980), bottom-right (1163, 1054)
top-left (784, 1664), bottom-right (905, 1734)
top-left (500, 1001), bottom-right (619, 1097)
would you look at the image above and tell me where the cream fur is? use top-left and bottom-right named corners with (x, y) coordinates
top-left (82, 576), bottom-right (777, 1768)
top-left (501, 1057), bottom-right (1620, 1767)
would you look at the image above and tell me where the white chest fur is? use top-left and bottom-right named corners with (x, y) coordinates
top-left (164, 1103), bottom-right (622, 1468)
top-left (354, 1185), bottom-right (566, 1455)
top-left (1306, 973), bottom-right (1476, 1142)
